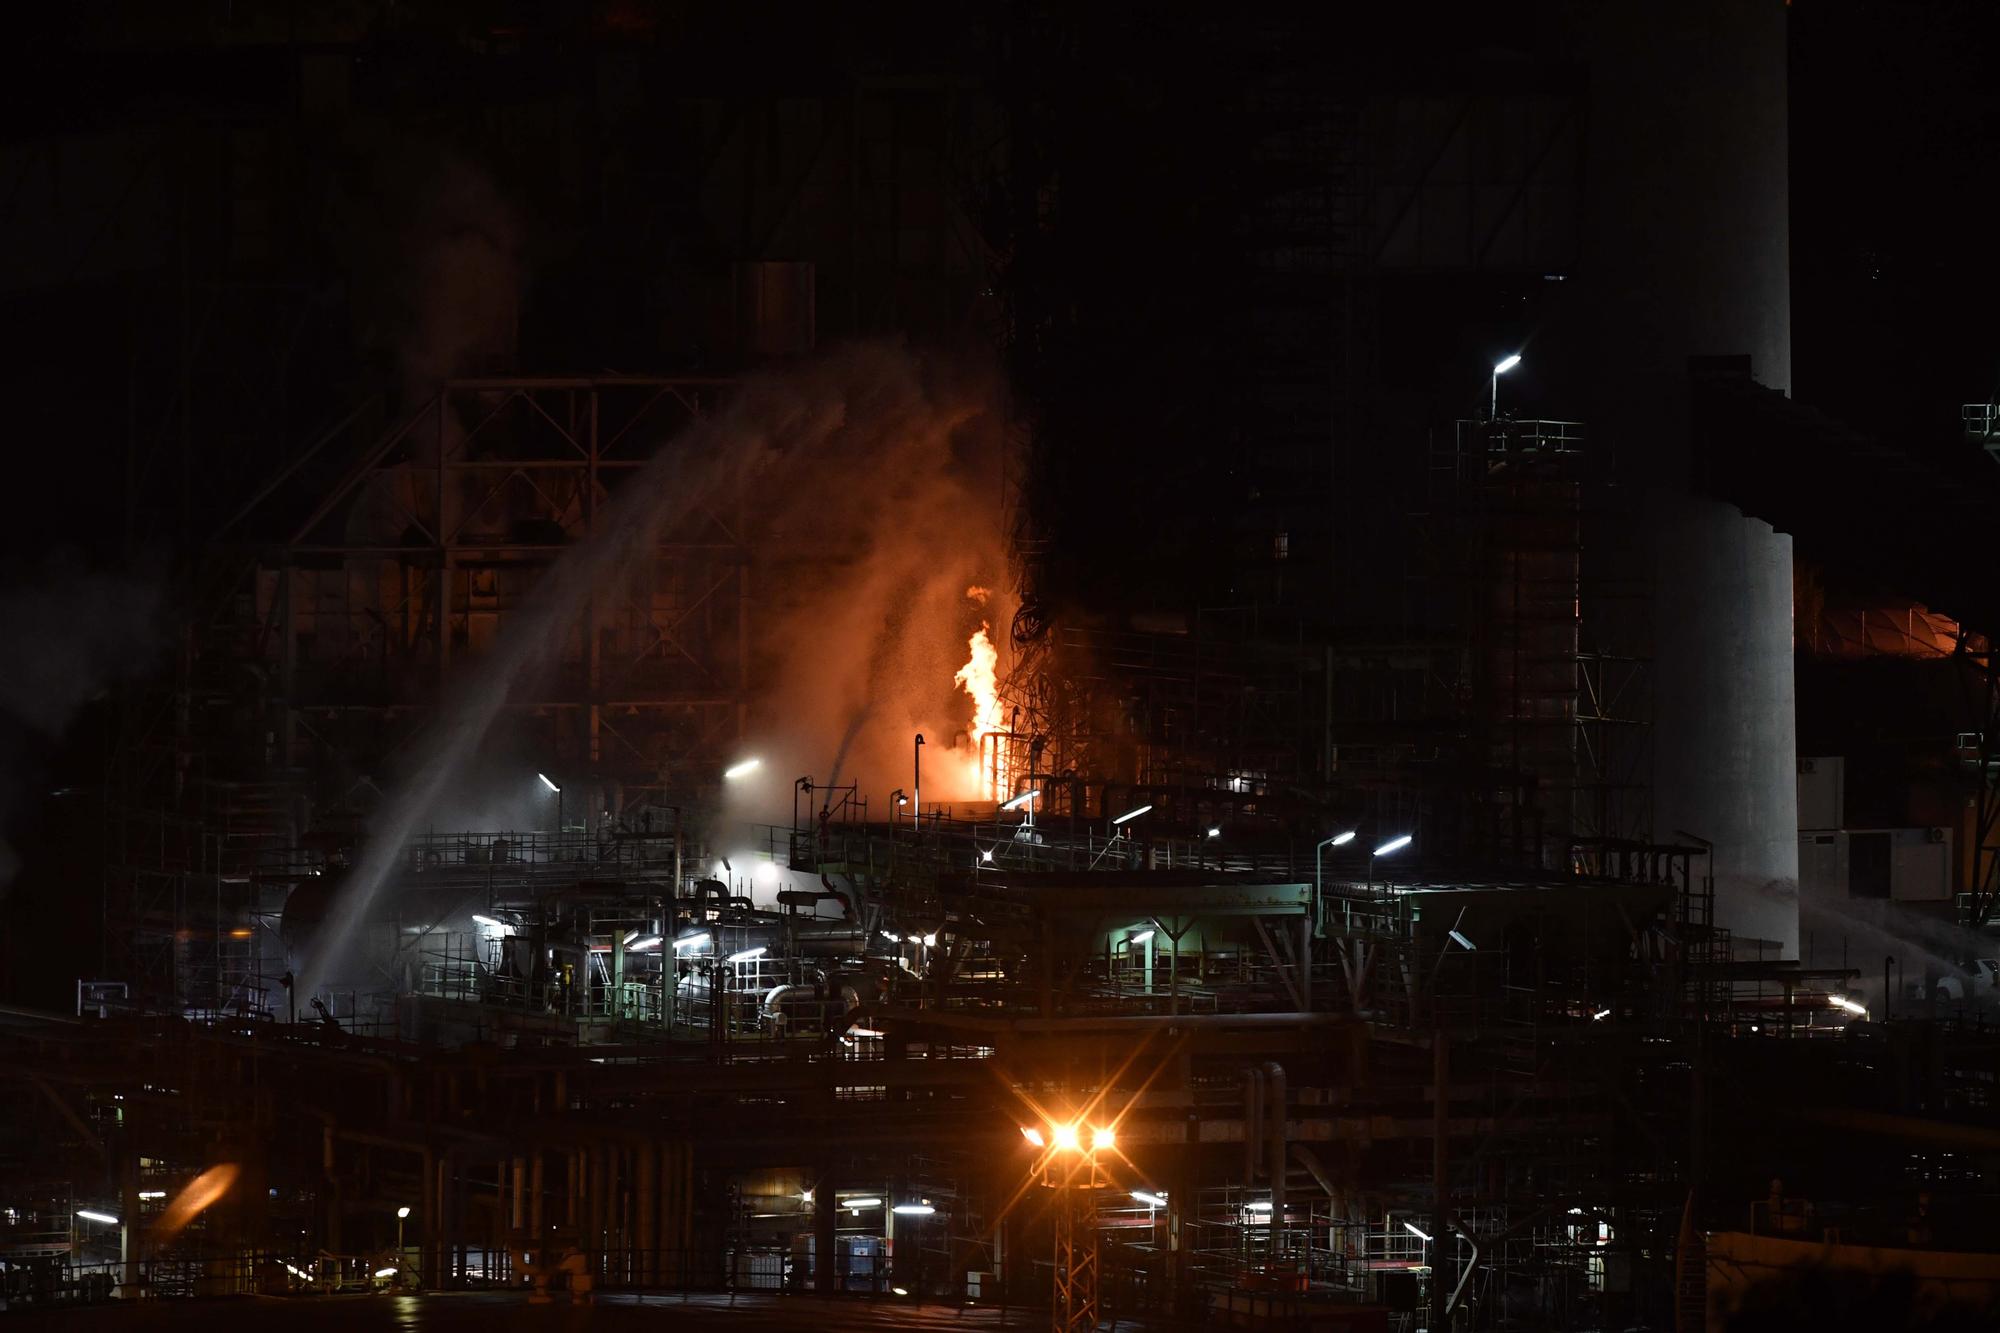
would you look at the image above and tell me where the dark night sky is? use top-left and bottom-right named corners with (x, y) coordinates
top-left (1792, 0), bottom-right (2000, 448)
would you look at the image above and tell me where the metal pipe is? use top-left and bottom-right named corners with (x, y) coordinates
top-left (1243, 1066), bottom-right (1264, 1187)
top-left (1262, 1061), bottom-right (1287, 1233)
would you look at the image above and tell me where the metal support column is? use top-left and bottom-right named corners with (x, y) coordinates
top-left (1051, 1186), bottom-right (1098, 1333)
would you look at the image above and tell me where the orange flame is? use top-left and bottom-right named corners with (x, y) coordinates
top-left (955, 622), bottom-right (1009, 798)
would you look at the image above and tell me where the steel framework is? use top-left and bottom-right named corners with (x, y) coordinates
top-left (1051, 1185), bottom-right (1101, 1332)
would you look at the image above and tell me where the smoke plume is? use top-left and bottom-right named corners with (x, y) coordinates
top-left (0, 563), bottom-right (161, 894)
top-left (338, 144), bottom-right (522, 399)
top-left (300, 343), bottom-right (1010, 996)
top-left (739, 346), bottom-right (1011, 819)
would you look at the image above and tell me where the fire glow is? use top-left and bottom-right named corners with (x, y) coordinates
top-left (954, 616), bottom-right (1010, 800)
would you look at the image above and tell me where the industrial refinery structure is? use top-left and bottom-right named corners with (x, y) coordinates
top-left (6, 3), bottom-right (2000, 1330)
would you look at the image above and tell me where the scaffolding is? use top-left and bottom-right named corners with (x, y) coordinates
top-left (1413, 415), bottom-right (1652, 871)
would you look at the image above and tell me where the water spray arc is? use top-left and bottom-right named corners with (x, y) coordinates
top-left (298, 346), bottom-right (1008, 1001)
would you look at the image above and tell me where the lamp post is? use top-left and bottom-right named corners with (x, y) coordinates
top-left (1089, 804), bottom-right (1152, 870)
top-left (1110, 804), bottom-right (1151, 837)
top-left (1127, 928), bottom-right (1156, 992)
top-left (538, 773), bottom-right (562, 840)
top-left (1491, 353), bottom-right (1521, 420)
top-left (396, 1205), bottom-right (410, 1253)
top-left (794, 776), bottom-right (813, 837)
top-left (1021, 1118), bottom-right (1116, 1332)
top-left (1370, 833), bottom-right (1412, 891)
top-left (1001, 787), bottom-right (1040, 835)
top-left (913, 734), bottom-right (925, 831)
top-left (1314, 830), bottom-right (1357, 921)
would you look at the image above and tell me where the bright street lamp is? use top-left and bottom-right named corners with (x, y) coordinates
top-left (1369, 833), bottom-right (1412, 893)
top-left (1314, 830), bottom-right (1359, 912)
top-left (538, 773), bottom-right (562, 836)
top-left (1491, 353), bottom-right (1522, 419)
top-left (723, 758), bottom-right (762, 781)
top-left (1111, 804), bottom-right (1152, 828)
top-left (396, 1205), bottom-right (410, 1251)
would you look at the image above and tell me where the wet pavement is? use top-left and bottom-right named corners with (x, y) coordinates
top-left (4, 1291), bottom-right (1070, 1331)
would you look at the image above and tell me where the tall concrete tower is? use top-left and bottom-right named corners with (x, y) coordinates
top-left (1562, 0), bottom-right (1800, 955)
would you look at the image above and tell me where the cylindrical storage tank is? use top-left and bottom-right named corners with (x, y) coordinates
top-left (1556, 0), bottom-right (1799, 955)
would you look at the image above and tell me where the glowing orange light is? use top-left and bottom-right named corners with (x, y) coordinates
top-left (1091, 1125), bottom-right (1115, 1151)
top-left (1051, 1123), bottom-right (1080, 1152)
top-left (1020, 1126), bottom-right (1045, 1148)
top-left (954, 621), bottom-right (1010, 799)
top-left (150, 1163), bottom-right (240, 1243)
